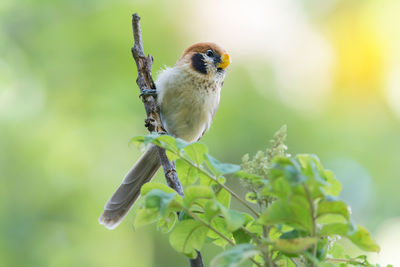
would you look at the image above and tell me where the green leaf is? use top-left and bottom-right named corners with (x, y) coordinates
top-left (184, 185), bottom-right (214, 208)
top-left (277, 256), bottom-right (299, 267)
top-left (269, 176), bottom-right (292, 198)
top-left (232, 228), bottom-right (252, 244)
top-left (315, 237), bottom-right (329, 260)
top-left (169, 220), bottom-right (209, 258)
top-left (144, 132), bottom-right (161, 145)
top-left (215, 185), bottom-right (231, 208)
top-left (298, 155), bottom-right (333, 198)
top-left (235, 170), bottom-right (264, 187)
top-left (328, 243), bottom-right (345, 259)
top-left (206, 154), bottom-right (240, 175)
top-left (319, 223), bottom-right (380, 252)
top-left (175, 137), bottom-right (190, 149)
top-left (317, 200), bottom-right (349, 221)
top-left (157, 212), bottom-right (177, 233)
top-left (203, 200), bottom-right (220, 223)
top-left (347, 225), bottom-right (380, 252)
top-left (258, 196), bottom-right (313, 233)
top-left (274, 237), bottom-right (318, 254)
top-left (317, 214), bottom-right (347, 225)
top-left (245, 192), bottom-right (258, 204)
top-left (247, 224), bottom-right (263, 236)
top-left (323, 170), bottom-right (342, 196)
top-left (144, 189), bottom-right (177, 215)
top-left (183, 143), bottom-right (208, 165)
top-left (211, 243), bottom-right (259, 267)
top-left (234, 170), bottom-right (263, 181)
top-left (270, 157), bottom-right (306, 185)
top-left (208, 217), bottom-right (232, 248)
top-left (319, 223), bottom-right (351, 236)
top-left (141, 184), bottom-right (183, 211)
top-left (218, 203), bottom-right (245, 231)
top-left (199, 170), bottom-right (217, 186)
top-left (166, 150), bottom-right (179, 161)
top-left (176, 159), bottom-right (198, 186)
top-left (129, 136), bottom-right (145, 147)
top-left (296, 154), bottom-right (342, 197)
top-left (279, 229), bottom-right (308, 239)
top-left (141, 182), bottom-right (176, 195)
top-left (134, 208), bottom-right (159, 227)
top-left (217, 176), bottom-right (226, 184)
top-left (178, 210), bottom-right (193, 221)
top-left (150, 135), bottom-right (178, 153)
top-left (225, 210), bottom-right (246, 232)
top-left (297, 154), bottom-right (325, 182)
top-left (303, 252), bottom-right (324, 266)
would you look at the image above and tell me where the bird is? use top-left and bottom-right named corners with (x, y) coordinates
top-left (99, 42), bottom-right (231, 229)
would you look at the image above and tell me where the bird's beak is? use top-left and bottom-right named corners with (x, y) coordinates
top-left (217, 53), bottom-right (231, 70)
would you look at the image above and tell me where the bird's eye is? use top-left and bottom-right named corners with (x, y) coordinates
top-left (206, 50), bottom-right (214, 57)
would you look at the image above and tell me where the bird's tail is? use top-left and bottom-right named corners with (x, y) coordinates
top-left (99, 145), bottom-right (161, 229)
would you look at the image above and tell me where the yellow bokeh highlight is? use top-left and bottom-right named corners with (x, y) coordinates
top-left (327, 6), bottom-right (385, 95)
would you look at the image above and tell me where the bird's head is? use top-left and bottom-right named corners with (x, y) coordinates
top-left (177, 42), bottom-right (231, 78)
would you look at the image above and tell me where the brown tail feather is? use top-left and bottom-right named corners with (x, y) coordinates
top-left (99, 145), bottom-right (160, 229)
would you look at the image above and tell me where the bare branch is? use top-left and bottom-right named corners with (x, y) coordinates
top-left (131, 14), bottom-right (163, 134)
top-left (130, 13), bottom-right (202, 267)
top-left (131, 13), bottom-right (181, 194)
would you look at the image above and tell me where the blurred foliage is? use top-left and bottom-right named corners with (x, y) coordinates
top-left (132, 129), bottom-right (382, 266)
top-left (1, 0), bottom-right (400, 266)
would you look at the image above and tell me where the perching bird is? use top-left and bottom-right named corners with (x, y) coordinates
top-left (99, 42), bottom-right (231, 229)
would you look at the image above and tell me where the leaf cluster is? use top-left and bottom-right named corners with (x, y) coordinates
top-left (130, 128), bottom-right (386, 267)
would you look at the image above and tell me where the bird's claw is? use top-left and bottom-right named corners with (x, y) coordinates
top-left (139, 89), bottom-right (157, 98)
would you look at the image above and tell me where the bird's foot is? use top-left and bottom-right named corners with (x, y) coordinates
top-left (139, 89), bottom-right (157, 98)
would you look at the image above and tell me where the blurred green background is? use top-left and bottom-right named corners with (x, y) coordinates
top-left (1, 0), bottom-right (400, 266)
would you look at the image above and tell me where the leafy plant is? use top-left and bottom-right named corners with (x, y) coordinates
top-left (131, 126), bottom-right (385, 267)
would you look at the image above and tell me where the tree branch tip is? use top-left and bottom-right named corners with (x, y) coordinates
top-left (132, 13), bottom-right (140, 20)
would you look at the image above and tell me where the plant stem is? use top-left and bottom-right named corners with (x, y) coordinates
top-left (184, 209), bottom-right (262, 267)
top-left (259, 199), bottom-right (273, 267)
top-left (239, 226), bottom-right (263, 244)
top-left (217, 179), bottom-right (260, 217)
top-left (184, 209), bottom-right (234, 245)
top-left (303, 185), bottom-right (317, 265)
top-left (262, 225), bottom-right (274, 267)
